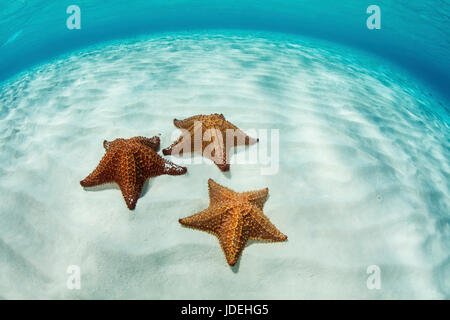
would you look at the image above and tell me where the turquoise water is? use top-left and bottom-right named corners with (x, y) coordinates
top-left (0, 1), bottom-right (449, 299)
top-left (1, 1), bottom-right (450, 104)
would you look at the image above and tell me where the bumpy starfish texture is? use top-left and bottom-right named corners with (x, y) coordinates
top-left (179, 179), bottom-right (287, 266)
top-left (80, 136), bottom-right (187, 210)
top-left (162, 113), bottom-right (258, 171)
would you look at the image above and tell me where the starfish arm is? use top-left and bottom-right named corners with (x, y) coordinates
top-left (224, 125), bottom-right (258, 146)
top-left (162, 124), bottom-right (197, 156)
top-left (179, 203), bottom-right (230, 234)
top-left (211, 145), bottom-right (229, 171)
top-left (242, 188), bottom-right (269, 209)
top-left (208, 179), bottom-right (235, 205)
top-left (80, 152), bottom-right (116, 187)
top-left (133, 145), bottom-right (186, 178)
top-left (236, 129), bottom-right (259, 146)
top-left (217, 213), bottom-right (249, 266)
top-left (173, 115), bottom-right (201, 129)
top-left (248, 206), bottom-right (287, 242)
top-left (103, 140), bottom-right (111, 151)
top-left (116, 151), bottom-right (145, 210)
top-left (203, 129), bottom-right (229, 171)
top-left (131, 136), bottom-right (160, 152)
top-left (162, 159), bottom-right (188, 175)
top-left (162, 135), bottom-right (184, 155)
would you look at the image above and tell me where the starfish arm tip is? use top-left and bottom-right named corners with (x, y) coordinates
top-left (103, 140), bottom-right (111, 150)
top-left (268, 233), bottom-right (288, 242)
top-left (225, 252), bottom-right (240, 266)
top-left (80, 177), bottom-right (98, 188)
top-left (247, 136), bottom-right (258, 145)
top-left (179, 218), bottom-right (190, 226)
top-left (217, 163), bottom-right (230, 171)
top-left (124, 196), bottom-right (137, 210)
top-left (164, 163), bottom-right (187, 175)
top-left (227, 260), bottom-right (237, 267)
top-left (173, 118), bottom-right (186, 128)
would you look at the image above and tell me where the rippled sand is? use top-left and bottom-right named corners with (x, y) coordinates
top-left (0, 31), bottom-right (448, 299)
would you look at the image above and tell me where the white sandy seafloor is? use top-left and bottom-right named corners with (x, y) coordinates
top-left (0, 31), bottom-right (448, 299)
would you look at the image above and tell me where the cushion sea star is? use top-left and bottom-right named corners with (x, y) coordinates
top-left (179, 179), bottom-right (287, 266)
top-left (163, 113), bottom-right (258, 171)
top-left (80, 136), bottom-right (187, 210)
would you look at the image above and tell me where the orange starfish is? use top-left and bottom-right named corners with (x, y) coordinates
top-left (80, 136), bottom-right (187, 210)
top-left (179, 179), bottom-right (287, 266)
top-left (162, 113), bottom-right (258, 171)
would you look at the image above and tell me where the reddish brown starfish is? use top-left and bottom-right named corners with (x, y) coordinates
top-left (179, 179), bottom-right (287, 266)
top-left (80, 136), bottom-right (187, 210)
top-left (162, 113), bottom-right (258, 171)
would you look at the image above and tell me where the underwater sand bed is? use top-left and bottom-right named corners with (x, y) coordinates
top-left (0, 32), bottom-right (448, 299)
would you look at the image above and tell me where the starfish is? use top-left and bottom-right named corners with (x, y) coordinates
top-left (179, 179), bottom-right (287, 266)
top-left (162, 113), bottom-right (258, 171)
top-left (80, 136), bottom-right (187, 210)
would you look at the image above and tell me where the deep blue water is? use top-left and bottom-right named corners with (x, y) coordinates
top-left (0, 1), bottom-right (449, 104)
